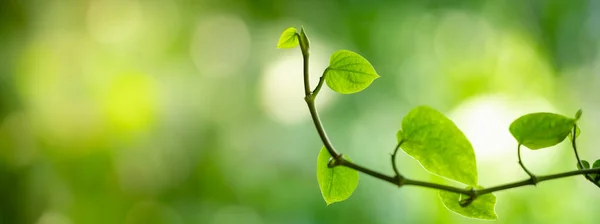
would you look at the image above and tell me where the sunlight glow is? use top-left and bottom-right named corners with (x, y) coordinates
top-left (260, 47), bottom-right (335, 125)
top-left (449, 94), bottom-right (561, 181)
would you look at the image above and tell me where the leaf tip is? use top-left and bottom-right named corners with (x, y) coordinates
top-left (575, 109), bottom-right (583, 120)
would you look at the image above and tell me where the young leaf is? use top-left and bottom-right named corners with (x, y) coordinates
top-left (299, 26), bottom-right (310, 52)
top-left (316, 147), bottom-right (359, 205)
top-left (399, 106), bottom-right (478, 186)
top-left (575, 109), bottom-right (583, 121)
top-left (509, 112), bottom-right (575, 150)
top-left (568, 125), bottom-right (580, 142)
top-left (439, 187), bottom-right (498, 220)
top-left (277, 27), bottom-right (299, 48)
top-left (324, 50), bottom-right (380, 94)
top-left (593, 160), bottom-right (600, 168)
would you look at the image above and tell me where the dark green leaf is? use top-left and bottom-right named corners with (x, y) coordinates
top-left (276, 27), bottom-right (299, 49)
top-left (509, 112), bottom-right (575, 150)
top-left (575, 109), bottom-right (583, 121)
top-left (578, 160), bottom-right (600, 183)
top-left (316, 147), bottom-right (359, 205)
top-left (399, 106), bottom-right (477, 186)
top-left (577, 160), bottom-right (590, 170)
top-left (324, 50), bottom-right (380, 94)
top-left (592, 160), bottom-right (600, 182)
top-left (439, 187), bottom-right (498, 220)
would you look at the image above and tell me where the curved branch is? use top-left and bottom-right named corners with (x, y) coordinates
top-left (517, 144), bottom-right (538, 184)
top-left (297, 33), bottom-right (600, 201)
top-left (391, 141), bottom-right (404, 179)
top-left (572, 125), bottom-right (584, 167)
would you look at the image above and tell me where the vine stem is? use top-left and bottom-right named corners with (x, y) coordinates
top-left (517, 144), bottom-right (538, 184)
top-left (297, 33), bottom-right (600, 200)
top-left (391, 141), bottom-right (404, 180)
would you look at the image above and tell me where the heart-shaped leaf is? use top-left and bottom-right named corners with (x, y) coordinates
top-left (277, 27), bottom-right (299, 49)
top-left (398, 106), bottom-right (477, 186)
top-left (316, 147), bottom-right (359, 205)
top-left (324, 50), bottom-right (380, 94)
top-left (509, 112), bottom-right (575, 150)
top-left (439, 187), bottom-right (498, 220)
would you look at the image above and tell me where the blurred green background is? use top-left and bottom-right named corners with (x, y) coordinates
top-left (2, 0), bottom-right (600, 223)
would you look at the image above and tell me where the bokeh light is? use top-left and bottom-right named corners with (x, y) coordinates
top-left (1, 0), bottom-right (600, 223)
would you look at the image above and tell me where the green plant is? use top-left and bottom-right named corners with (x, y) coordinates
top-left (276, 26), bottom-right (600, 220)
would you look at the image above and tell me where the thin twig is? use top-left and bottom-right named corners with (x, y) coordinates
top-left (572, 125), bottom-right (584, 168)
top-left (391, 141), bottom-right (404, 179)
top-left (517, 144), bottom-right (538, 184)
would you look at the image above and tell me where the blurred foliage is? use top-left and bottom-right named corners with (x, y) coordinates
top-left (1, 0), bottom-right (600, 223)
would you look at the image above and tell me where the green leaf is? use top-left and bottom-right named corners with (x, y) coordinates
top-left (396, 130), bottom-right (404, 143)
top-left (590, 160), bottom-right (600, 181)
top-left (577, 160), bottom-right (590, 170)
top-left (592, 160), bottom-right (600, 182)
top-left (276, 27), bottom-right (299, 48)
top-left (439, 187), bottom-right (498, 220)
top-left (324, 50), bottom-right (380, 94)
top-left (578, 160), bottom-right (600, 183)
top-left (568, 125), bottom-right (580, 142)
top-left (509, 112), bottom-right (576, 150)
top-left (316, 146), bottom-right (359, 205)
top-left (593, 160), bottom-right (600, 168)
top-left (399, 106), bottom-right (477, 186)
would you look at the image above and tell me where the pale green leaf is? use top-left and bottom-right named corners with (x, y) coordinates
top-left (400, 106), bottom-right (477, 186)
top-left (439, 187), bottom-right (498, 220)
top-left (324, 50), bottom-right (380, 94)
top-left (509, 112), bottom-right (575, 150)
top-left (396, 130), bottom-right (404, 143)
top-left (316, 146), bottom-right (359, 205)
top-left (277, 27), bottom-right (299, 48)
